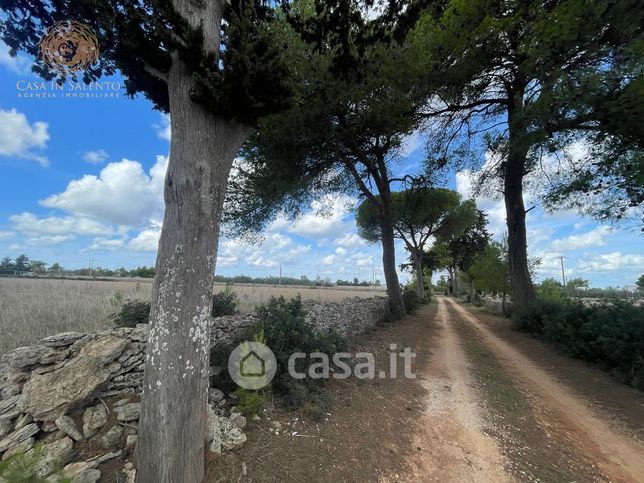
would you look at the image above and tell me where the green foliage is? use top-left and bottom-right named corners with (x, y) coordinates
top-left (412, 0), bottom-right (644, 221)
top-left (258, 296), bottom-right (347, 409)
top-left (129, 266), bottom-right (155, 278)
top-left (513, 299), bottom-right (644, 389)
top-left (109, 291), bottom-right (124, 307)
top-left (512, 299), bottom-right (568, 333)
top-left (469, 241), bottom-right (509, 296)
top-left (224, 9), bottom-right (429, 238)
top-left (356, 188), bottom-right (467, 243)
top-left (637, 274), bottom-right (644, 293)
top-left (435, 275), bottom-right (450, 293)
top-left (536, 278), bottom-right (566, 303)
top-left (111, 299), bottom-right (151, 328)
top-left (233, 387), bottom-right (266, 418)
top-left (0, 443), bottom-right (70, 482)
top-left (402, 290), bottom-right (421, 314)
top-left (0, 0), bottom-right (297, 124)
top-left (211, 284), bottom-right (238, 317)
top-left (566, 278), bottom-right (590, 297)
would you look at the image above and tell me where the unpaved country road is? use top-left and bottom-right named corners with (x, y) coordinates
top-left (438, 296), bottom-right (644, 483)
top-left (409, 297), bottom-right (510, 482)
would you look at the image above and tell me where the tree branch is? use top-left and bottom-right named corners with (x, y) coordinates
top-left (144, 62), bottom-right (168, 82)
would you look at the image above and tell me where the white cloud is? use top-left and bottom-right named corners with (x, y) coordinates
top-left (10, 212), bottom-right (117, 236)
top-left (0, 41), bottom-right (33, 75)
top-left (247, 250), bottom-right (278, 268)
top-left (335, 233), bottom-right (366, 248)
top-left (323, 255), bottom-right (336, 265)
top-left (285, 245), bottom-right (311, 258)
top-left (27, 235), bottom-right (74, 246)
top-left (0, 231), bottom-right (15, 240)
top-left (82, 149), bottom-right (109, 164)
top-left (89, 237), bottom-right (126, 250)
top-left (576, 252), bottom-right (644, 273)
top-left (154, 114), bottom-right (171, 142)
top-left (549, 226), bottom-right (612, 252)
top-left (398, 130), bottom-right (424, 158)
top-left (0, 108), bottom-right (49, 166)
top-left (356, 257), bottom-right (373, 267)
top-left (288, 195), bottom-right (354, 239)
top-left (41, 155), bottom-right (168, 226)
top-left (128, 225), bottom-right (162, 252)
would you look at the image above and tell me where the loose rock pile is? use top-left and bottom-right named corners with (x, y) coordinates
top-left (0, 297), bottom-right (387, 480)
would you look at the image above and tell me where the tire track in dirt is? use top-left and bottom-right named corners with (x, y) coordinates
top-left (408, 299), bottom-right (509, 482)
top-left (444, 297), bottom-right (644, 483)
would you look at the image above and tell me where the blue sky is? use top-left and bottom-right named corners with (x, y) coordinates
top-left (0, 42), bottom-right (642, 289)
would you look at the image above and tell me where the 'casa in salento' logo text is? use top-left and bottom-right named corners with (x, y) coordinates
top-left (39, 20), bottom-right (99, 74)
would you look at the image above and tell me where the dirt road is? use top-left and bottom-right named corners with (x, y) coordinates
top-left (438, 296), bottom-right (644, 483)
top-left (207, 298), bottom-right (644, 482)
top-left (408, 297), bottom-right (510, 482)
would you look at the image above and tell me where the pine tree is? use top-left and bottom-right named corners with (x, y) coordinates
top-left (1, 1), bottom-right (296, 480)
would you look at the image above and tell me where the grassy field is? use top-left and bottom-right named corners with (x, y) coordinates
top-left (0, 277), bottom-right (385, 355)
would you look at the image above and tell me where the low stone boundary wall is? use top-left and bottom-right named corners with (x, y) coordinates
top-left (0, 297), bottom-right (387, 480)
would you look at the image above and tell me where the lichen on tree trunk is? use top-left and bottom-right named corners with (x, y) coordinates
top-left (135, 58), bottom-right (249, 483)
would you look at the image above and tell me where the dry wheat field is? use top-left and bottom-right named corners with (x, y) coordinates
top-left (0, 277), bottom-right (385, 355)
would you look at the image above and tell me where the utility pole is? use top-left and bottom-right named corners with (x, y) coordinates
top-left (279, 264), bottom-right (282, 286)
top-left (372, 266), bottom-right (375, 286)
top-left (88, 258), bottom-right (94, 278)
top-left (558, 256), bottom-right (567, 297)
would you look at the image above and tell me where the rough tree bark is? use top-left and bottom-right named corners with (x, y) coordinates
top-left (504, 87), bottom-right (536, 307)
top-left (448, 265), bottom-right (459, 295)
top-left (413, 251), bottom-right (424, 300)
top-left (378, 189), bottom-right (406, 319)
top-left (135, 2), bottom-right (250, 478)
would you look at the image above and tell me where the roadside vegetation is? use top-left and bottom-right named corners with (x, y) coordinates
top-left (0, 278), bottom-right (383, 355)
top-left (513, 298), bottom-right (644, 390)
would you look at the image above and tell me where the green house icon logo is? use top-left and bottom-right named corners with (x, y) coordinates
top-left (240, 350), bottom-right (266, 377)
top-left (229, 341), bottom-right (276, 389)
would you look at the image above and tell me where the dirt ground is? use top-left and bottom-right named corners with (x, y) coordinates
top-left (206, 297), bottom-right (644, 482)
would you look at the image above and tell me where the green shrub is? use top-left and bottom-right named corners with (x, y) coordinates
top-left (234, 387), bottom-right (266, 417)
top-left (212, 284), bottom-right (238, 317)
top-left (258, 296), bottom-right (347, 409)
top-left (109, 290), bottom-right (124, 307)
top-left (511, 299), bottom-right (565, 333)
top-left (402, 290), bottom-right (420, 314)
top-left (110, 285), bottom-right (238, 328)
top-left (0, 444), bottom-right (71, 482)
top-left (111, 299), bottom-right (151, 327)
top-left (514, 298), bottom-right (644, 390)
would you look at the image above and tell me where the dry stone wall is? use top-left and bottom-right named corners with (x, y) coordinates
top-left (0, 297), bottom-right (387, 481)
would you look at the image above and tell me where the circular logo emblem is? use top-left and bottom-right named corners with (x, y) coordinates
top-left (228, 341), bottom-right (277, 390)
top-left (39, 20), bottom-right (99, 73)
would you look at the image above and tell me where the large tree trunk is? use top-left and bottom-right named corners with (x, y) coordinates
top-left (469, 277), bottom-right (475, 303)
top-left (450, 266), bottom-right (459, 295)
top-left (504, 175), bottom-right (536, 306)
top-left (413, 251), bottom-right (424, 300)
top-left (504, 87), bottom-right (536, 307)
top-left (378, 209), bottom-right (405, 319)
top-left (135, 57), bottom-right (249, 483)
